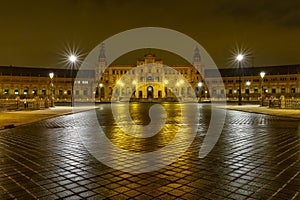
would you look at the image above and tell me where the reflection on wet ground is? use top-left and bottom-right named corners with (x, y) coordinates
top-left (0, 103), bottom-right (299, 199)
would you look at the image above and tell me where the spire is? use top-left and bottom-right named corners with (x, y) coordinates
top-left (98, 43), bottom-right (106, 64)
top-left (192, 46), bottom-right (205, 79)
top-left (97, 43), bottom-right (107, 81)
top-left (193, 46), bottom-right (201, 64)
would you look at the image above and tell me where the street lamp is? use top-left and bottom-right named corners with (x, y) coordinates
top-left (99, 83), bottom-right (103, 102)
top-left (260, 71), bottom-right (265, 106)
top-left (164, 80), bottom-right (168, 98)
top-left (236, 54), bottom-right (244, 105)
top-left (246, 80), bottom-right (251, 101)
top-left (68, 54), bottom-right (77, 107)
top-left (49, 72), bottom-right (54, 107)
top-left (197, 82), bottom-right (203, 102)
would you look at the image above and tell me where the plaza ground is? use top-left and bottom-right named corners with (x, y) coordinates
top-left (0, 106), bottom-right (97, 130)
top-left (221, 104), bottom-right (300, 119)
top-left (0, 103), bottom-right (299, 199)
top-left (1, 104), bottom-right (300, 130)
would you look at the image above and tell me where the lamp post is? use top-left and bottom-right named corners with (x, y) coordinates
top-left (99, 83), bottom-right (103, 102)
top-left (163, 80), bottom-right (168, 98)
top-left (197, 81), bottom-right (203, 102)
top-left (49, 72), bottom-right (54, 107)
top-left (246, 80), bottom-right (251, 101)
top-left (260, 71), bottom-right (265, 106)
top-left (69, 54), bottom-right (77, 107)
top-left (236, 54), bottom-right (244, 105)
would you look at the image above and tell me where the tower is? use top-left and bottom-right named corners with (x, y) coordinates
top-left (97, 43), bottom-right (107, 81)
top-left (193, 46), bottom-right (205, 78)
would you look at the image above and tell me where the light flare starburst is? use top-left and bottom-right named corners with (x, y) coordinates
top-left (228, 44), bottom-right (252, 68)
top-left (57, 42), bottom-right (85, 69)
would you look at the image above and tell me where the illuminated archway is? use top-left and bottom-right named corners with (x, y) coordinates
top-left (147, 86), bottom-right (154, 98)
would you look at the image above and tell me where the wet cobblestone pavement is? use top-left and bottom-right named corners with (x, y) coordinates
top-left (0, 103), bottom-right (299, 199)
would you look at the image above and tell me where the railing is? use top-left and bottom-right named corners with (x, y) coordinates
top-left (285, 99), bottom-right (300, 109)
top-left (268, 97), bottom-right (300, 109)
top-left (0, 100), bottom-right (19, 111)
top-left (0, 98), bottom-right (50, 111)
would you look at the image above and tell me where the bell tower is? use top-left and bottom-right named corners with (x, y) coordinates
top-left (193, 46), bottom-right (205, 79)
top-left (97, 43), bottom-right (107, 81)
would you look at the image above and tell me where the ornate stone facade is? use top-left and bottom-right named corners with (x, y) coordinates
top-left (0, 46), bottom-right (299, 103)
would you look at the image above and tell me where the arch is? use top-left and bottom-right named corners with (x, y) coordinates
top-left (126, 87), bottom-right (132, 96)
top-left (147, 86), bottom-right (154, 98)
top-left (100, 87), bottom-right (104, 97)
top-left (158, 90), bottom-right (162, 98)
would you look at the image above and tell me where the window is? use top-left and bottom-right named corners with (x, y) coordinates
top-left (291, 88), bottom-right (296, 93)
top-left (245, 89), bottom-right (250, 94)
top-left (254, 88), bottom-right (258, 93)
top-left (212, 88), bottom-right (217, 95)
top-left (76, 90), bottom-right (79, 95)
top-left (281, 87), bottom-right (286, 93)
top-left (24, 89), bottom-right (28, 95)
top-left (42, 90), bottom-right (46, 95)
top-left (67, 90), bottom-right (71, 95)
top-left (228, 89), bottom-right (232, 94)
top-left (272, 88), bottom-right (276, 94)
top-left (59, 90), bottom-right (63, 95)
top-left (14, 90), bottom-right (19, 95)
top-left (83, 89), bottom-right (88, 96)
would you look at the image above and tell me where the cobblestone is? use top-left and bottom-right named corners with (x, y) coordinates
top-left (0, 104), bottom-right (299, 199)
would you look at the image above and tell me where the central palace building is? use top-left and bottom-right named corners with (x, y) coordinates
top-left (0, 45), bottom-right (299, 104)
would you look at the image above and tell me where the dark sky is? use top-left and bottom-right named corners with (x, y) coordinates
top-left (1, 0), bottom-right (300, 68)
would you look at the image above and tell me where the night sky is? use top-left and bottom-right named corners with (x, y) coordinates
top-left (1, 0), bottom-right (300, 68)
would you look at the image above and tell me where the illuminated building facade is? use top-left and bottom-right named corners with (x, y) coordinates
top-left (96, 48), bottom-right (204, 102)
top-left (0, 46), bottom-right (299, 104)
